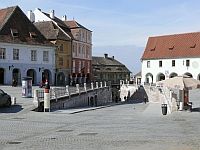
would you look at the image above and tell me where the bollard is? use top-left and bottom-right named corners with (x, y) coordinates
top-left (76, 84), bottom-right (80, 94)
top-left (12, 97), bottom-right (16, 105)
top-left (84, 83), bottom-right (87, 91)
top-left (66, 85), bottom-right (69, 95)
top-left (91, 82), bottom-right (94, 90)
top-left (44, 80), bottom-right (50, 112)
top-left (100, 82), bottom-right (102, 88)
top-left (33, 89), bottom-right (39, 108)
top-left (96, 82), bottom-right (98, 89)
top-left (104, 81), bottom-right (107, 87)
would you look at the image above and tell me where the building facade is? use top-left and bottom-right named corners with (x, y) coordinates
top-left (29, 8), bottom-right (92, 85)
top-left (28, 8), bottom-right (73, 86)
top-left (92, 54), bottom-right (131, 101)
top-left (64, 20), bottom-right (92, 85)
top-left (141, 32), bottom-right (200, 84)
top-left (34, 21), bottom-right (72, 86)
top-left (0, 6), bottom-right (55, 85)
top-left (92, 54), bottom-right (130, 84)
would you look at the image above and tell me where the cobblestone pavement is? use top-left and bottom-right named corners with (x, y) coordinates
top-left (0, 87), bottom-right (200, 150)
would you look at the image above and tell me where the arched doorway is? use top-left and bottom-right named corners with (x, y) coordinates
top-left (157, 73), bottom-right (165, 81)
top-left (57, 72), bottom-right (65, 86)
top-left (27, 69), bottom-right (36, 85)
top-left (197, 74), bottom-right (200, 80)
top-left (42, 69), bottom-right (52, 84)
top-left (169, 72), bottom-right (178, 78)
top-left (145, 73), bottom-right (153, 84)
top-left (184, 72), bottom-right (193, 78)
top-left (12, 68), bottom-right (21, 85)
top-left (0, 68), bottom-right (5, 84)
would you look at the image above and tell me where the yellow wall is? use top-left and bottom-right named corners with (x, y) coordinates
top-left (51, 40), bottom-right (72, 75)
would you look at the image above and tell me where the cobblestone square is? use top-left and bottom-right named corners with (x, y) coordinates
top-left (0, 87), bottom-right (200, 150)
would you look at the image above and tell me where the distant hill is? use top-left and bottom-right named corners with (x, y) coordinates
top-left (93, 45), bottom-right (144, 74)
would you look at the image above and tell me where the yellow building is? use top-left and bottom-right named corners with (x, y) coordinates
top-left (34, 21), bottom-right (73, 86)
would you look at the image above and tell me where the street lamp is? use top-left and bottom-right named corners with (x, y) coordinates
top-left (39, 67), bottom-right (44, 72)
top-left (9, 65), bottom-right (14, 70)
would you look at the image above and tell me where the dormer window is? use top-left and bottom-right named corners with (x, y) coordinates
top-left (150, 46), bottom-right (156, 51)
top-left (10, 28), bottom-right (19, 37)
top-left (190, 43), bottom-right (196, 48)
top-left (106, 68), bottom-right (111, 70)
top-left (169, 45), bottom-right (174, 50)
top-left (29, 32), bottom-right (37, 38)
top-left (117, 68), bottom-right (122, 71)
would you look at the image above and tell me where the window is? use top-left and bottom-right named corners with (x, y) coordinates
top-left (79, 61), bottom-right (81, 72)
top-left (190, 43), bottom-right (196, 48)
top-left (106, 68), bottom-right (111, 70)
top-left (79, 45), bottom-right (81, 55)
top-left (13, 49), bottom-right (19, 60)
top-left (87, 62), bottom-right (90, 73)
top-left (10, 28), bottom-right (19, 37)
top-left (43, 51), bottom-right (49, 62)
top-left (159, 61), bottom-right (162, 67)
top-left (172, 60), bottom-right (175, 67)
top-left (60, 44), bottom-right (63, 52)
top-left (73, 60), bottom-right (75, 73)
top-left (169, 46), bottom-right (174, 50)
top-left (186, 60), bottom-right (190, 67)
top-left (59, 57), bottom-right (63, 66)
top-left (147, 61), bottom-right (150, 68)
top-left (82, 61), bottom-right (85, 68)
top-left (29, 32), bottom-right (37, 38)
top-left (66, 59), bottom-right (69, 68)
top-left (31, 50), bottom-right (37, 61)
top-left (0, 48), bottom-right (6, 59)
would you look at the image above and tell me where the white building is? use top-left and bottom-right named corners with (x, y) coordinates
top-left (141, 32), bottom-right (200, 84)
top-left (0, 6), bottom-right (55, 85)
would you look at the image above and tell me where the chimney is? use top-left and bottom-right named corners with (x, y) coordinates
top-left (27, 10), bottom-right (35, 23)
top-left (112, 56), bottom-right (114, 60)
top-left (62, 15), bottom-right (67, 21)
top-left (104, 53), bottom-right (108, 58)
top-left (50, 10), bottom-right (55, 19)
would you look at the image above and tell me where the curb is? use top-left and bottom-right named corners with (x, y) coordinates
top-left (69, 103), bottom-right (121, 114)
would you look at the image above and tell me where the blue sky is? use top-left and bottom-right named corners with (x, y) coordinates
top-left (1, 0), bottom-right (200, 73)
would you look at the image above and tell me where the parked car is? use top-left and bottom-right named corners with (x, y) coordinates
top-left (0, 89), bottom-right (11, 107)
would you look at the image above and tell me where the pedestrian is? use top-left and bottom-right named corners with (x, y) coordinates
top-left (144, 96), bottom-right (147, 104)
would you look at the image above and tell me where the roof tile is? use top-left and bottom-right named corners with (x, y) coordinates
top-left (142, 32), bottom-right (200, 60)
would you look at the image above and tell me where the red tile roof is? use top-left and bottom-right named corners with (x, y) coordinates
top-left (142, 32), bottom-right (200, 60)
top-left (64, 20), bottom-right (92, 32)
top-left (0, 6), bottom-right (15, 30)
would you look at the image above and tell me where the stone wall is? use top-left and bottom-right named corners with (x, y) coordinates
top-left (35, 86), bottom-right (112, 111)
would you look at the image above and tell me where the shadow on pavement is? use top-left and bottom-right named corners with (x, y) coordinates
top-left (192, 107), bottom-right (200, 112)
top-left (0, 105), bottom-right (23, 113)
top-left (125, 87), bottom-right (148, 104)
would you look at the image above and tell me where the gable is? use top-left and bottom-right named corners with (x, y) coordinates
top-left (0, 6), bottom-right (53, 46)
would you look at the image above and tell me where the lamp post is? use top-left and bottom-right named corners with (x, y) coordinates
top-left (9, 65), bottom-right (14, 70)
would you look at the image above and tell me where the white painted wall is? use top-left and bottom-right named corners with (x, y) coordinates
top-left (0, 42), bottom-right (55, 85)
top-left (141, 57), bottom-right (200, 84)
top-left (33, 8), bottom-right (51, 22)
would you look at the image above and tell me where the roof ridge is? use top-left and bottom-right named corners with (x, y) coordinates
top-left (149, 31), bottom-right (200, 38)
top-left (40, 10), bottom-right (73, 39)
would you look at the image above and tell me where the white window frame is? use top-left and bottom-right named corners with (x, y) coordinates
top-left (147, 61), bottom-right (150, 68)
top-left (31, 50), bottom-right (37, 61)
top-left (13, 48), bottom-right (19, 60)
top-left (43, 51), bottom-right (49, 62)
top-left (0, 48), bottom-right (6, 59)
